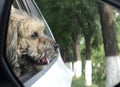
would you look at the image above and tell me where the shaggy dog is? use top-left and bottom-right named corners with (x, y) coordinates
top-left (6, 8), bottom-right (59, 79)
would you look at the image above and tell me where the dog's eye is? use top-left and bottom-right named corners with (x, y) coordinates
top-left (31, 32), bottom-right (38, 39)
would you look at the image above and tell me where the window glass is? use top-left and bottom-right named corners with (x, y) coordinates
top-left (6, 0), bottom-right (59, 82)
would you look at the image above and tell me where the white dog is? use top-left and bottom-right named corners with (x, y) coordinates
top-left (6, 7), bottom-right (59, 78)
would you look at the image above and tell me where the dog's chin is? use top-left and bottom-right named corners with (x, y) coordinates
top-left (35, 57), bottom-right (50, 65)
top-left (28, 55), bottom-right (50, 65)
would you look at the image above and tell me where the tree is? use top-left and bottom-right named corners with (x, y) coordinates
top-left (99, 3), bottom-right (120, 87)
top-left (75, 0), bottom-right (99, 86)
top-left (35, 0), bottom-right (103, 86)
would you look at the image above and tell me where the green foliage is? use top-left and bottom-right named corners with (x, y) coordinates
top-left (114, 12), bottom-right (120, 53)
top-left (80, 37), bottom-right (105, 87)
top-left (91, 45), bottom-right (106, 87)
top-left (32, 1), bottom-right (120, 87)
top-left (71, 76), bottom-right (86, 87)
top-left (72, 76), bottom-right (99, 87)
top-left (33, 1), bottom-right (120, 87)
top-left (35, 0), bottom-right (102, 62)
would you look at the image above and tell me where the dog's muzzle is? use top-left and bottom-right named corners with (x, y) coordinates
top-left (36, 42), bottom-right (59, 65)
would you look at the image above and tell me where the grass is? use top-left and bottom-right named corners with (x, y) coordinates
top-left (71, 76), bottom-right (85, 87)
top-left (71, 75), bottom-right (98, 87)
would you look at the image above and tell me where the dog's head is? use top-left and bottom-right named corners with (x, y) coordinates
top-left (7, 8), bottom-right (59, 67)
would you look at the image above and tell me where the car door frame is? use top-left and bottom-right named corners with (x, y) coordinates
top-left (0, 0), bottom-right (23, 87)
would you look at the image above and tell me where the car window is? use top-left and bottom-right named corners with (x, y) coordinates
top-left (5, 0), bottom-right (59, 83)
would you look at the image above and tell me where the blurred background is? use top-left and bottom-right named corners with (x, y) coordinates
top-left (34, 0), bottom-right (120, 87)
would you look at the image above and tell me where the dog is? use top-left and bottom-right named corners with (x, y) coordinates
top-left (6, 7), bottom-right (59, 79)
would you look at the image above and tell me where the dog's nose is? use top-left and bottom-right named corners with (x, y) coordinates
top-left (53, 43), bottom-right (59, 51)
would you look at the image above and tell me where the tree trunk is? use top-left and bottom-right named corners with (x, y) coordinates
top-left (73, 34), bottom-right (82, 77)
top-left (99, 3), bottom-right (118, 56)
top-left (84, 35), bottom-right (91, 60)
top-left (64, 47), bottom-right (73, 73)
top-left (75, 39), bottom-right (81, 61)
top-left (64, 47), bottom-right (71, 62)
top-left (73, 38), bottom-right (82, 77)
top-left (75, 8), bottom-right (92, 85)
top-left (99, 3), bottom-right (120, 87)
top-left (84, 34), bottom-right (92, 86)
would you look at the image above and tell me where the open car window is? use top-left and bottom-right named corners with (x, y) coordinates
top-left (6, 0), bottom-right (59, 83)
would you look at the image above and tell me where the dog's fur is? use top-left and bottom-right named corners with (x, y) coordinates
top-left (6, 8), bottom-right (58, 78)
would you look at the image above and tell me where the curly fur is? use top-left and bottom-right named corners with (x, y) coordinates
top-left (6, 8), bottom-right (58, 78)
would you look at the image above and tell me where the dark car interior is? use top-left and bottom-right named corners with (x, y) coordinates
top-left (0, 0), bottom-right (22, 87)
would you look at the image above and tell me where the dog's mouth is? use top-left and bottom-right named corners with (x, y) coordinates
top-left (35, 42), bottom-right (59, 65)
top-left (36, 57), bottom-right (50, 65)
top-left (24, 42), bottom-right (59, 65)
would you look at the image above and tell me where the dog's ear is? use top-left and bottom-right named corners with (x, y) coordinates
top-left (6, 15), bottom-right (20, 67)
top-left (7, 7), bottom-right (25, 58)
top-left (6, 15), bottom-right (22, 77)
top-left (7, 8), bottom-right (29, 56)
